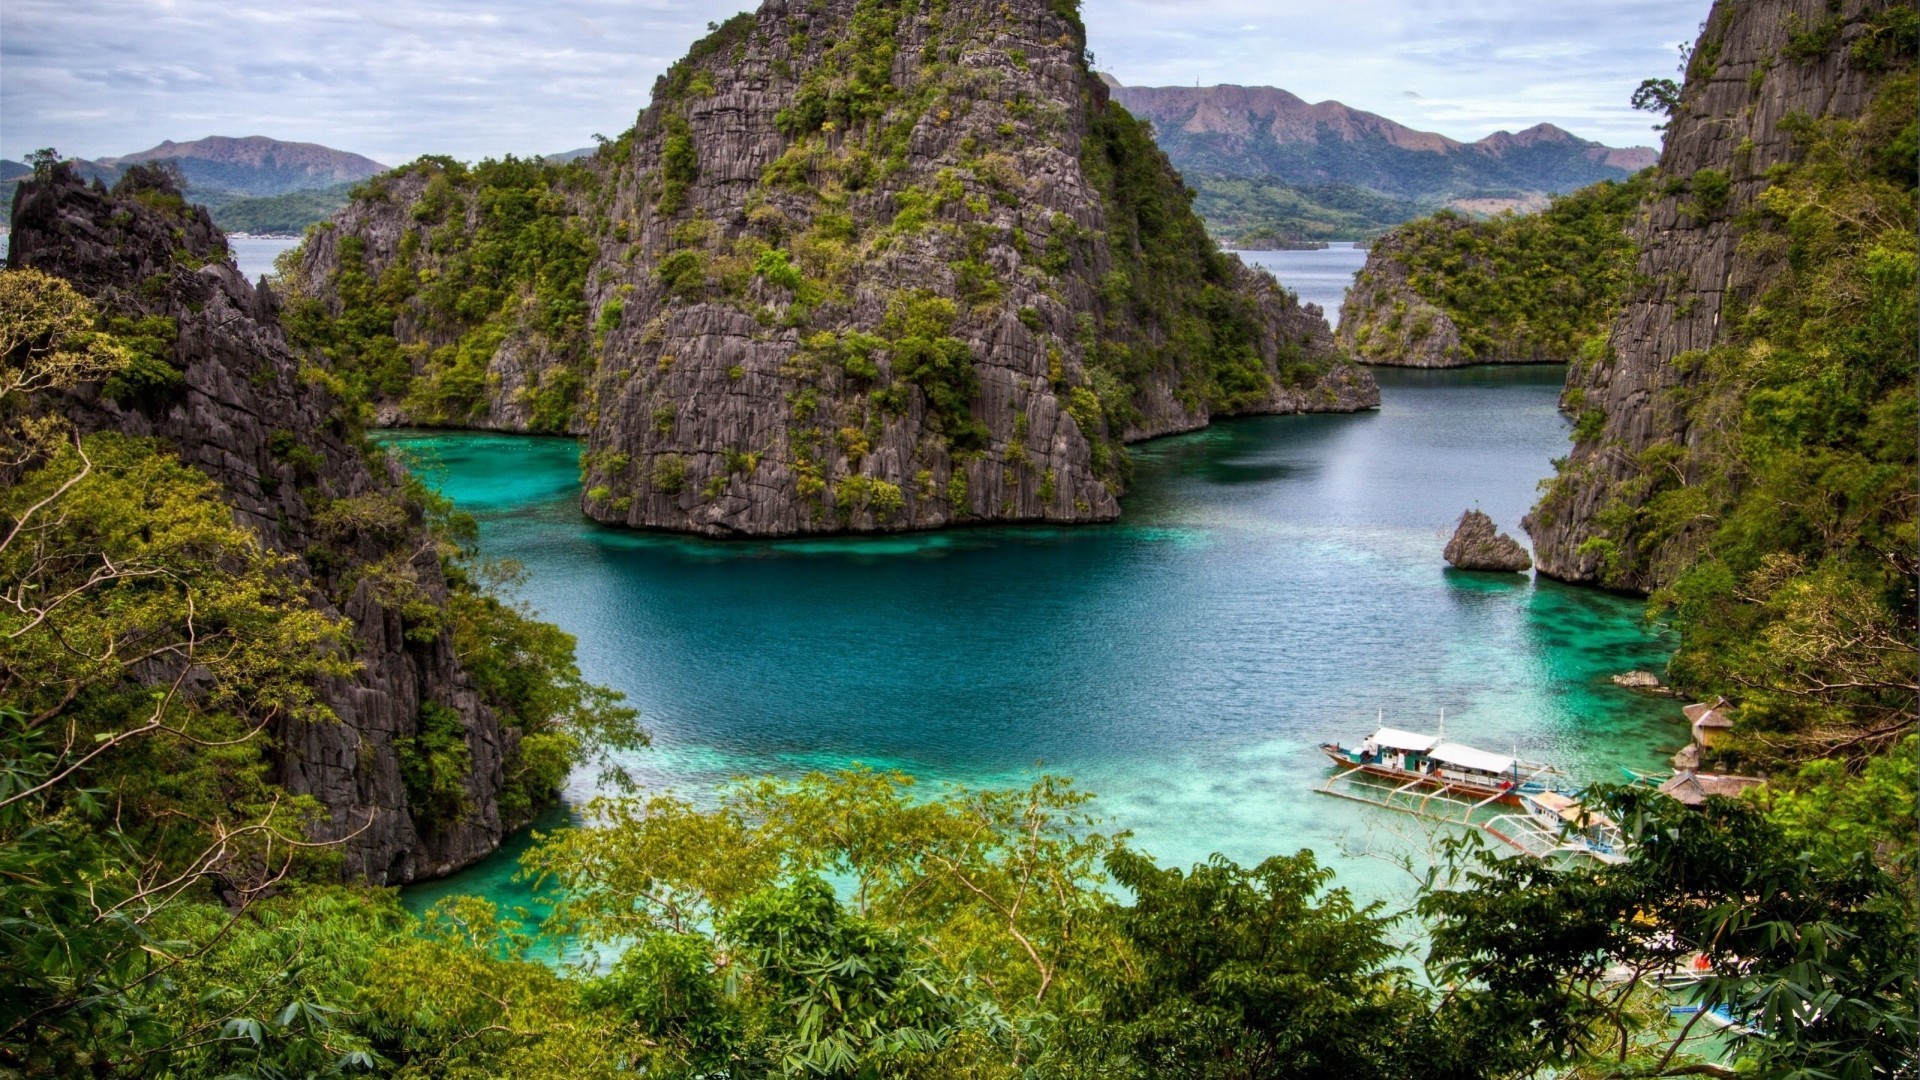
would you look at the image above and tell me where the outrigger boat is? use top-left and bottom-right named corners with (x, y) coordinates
top-left (1317, 721), bottom-right (1627, 866)
top-left (1317, 726), bottom-right (1572, 806)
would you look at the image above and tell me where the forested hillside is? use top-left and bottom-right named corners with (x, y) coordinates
top-left (1, 0), bottom-right (1912, 1075)
top-left (1526, 0), bottom-right (1917, 772)
top-left (1336, 173), bottom-right (1649, 366)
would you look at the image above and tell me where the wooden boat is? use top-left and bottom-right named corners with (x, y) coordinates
top-left (1487, 790), bottom-right (1628, 864)
top-left (1316, 724), bottom-right (1626, 865)
top-left (1317, 726), bottom-right (1570, 808)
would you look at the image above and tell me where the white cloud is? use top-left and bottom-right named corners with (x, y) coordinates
top-left (1, 0), bottom-right (1704, 164)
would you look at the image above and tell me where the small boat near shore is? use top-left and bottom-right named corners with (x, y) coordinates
top-left (1316, 723), bottom-right (1627, 865)
top-left (1318, 726), bottom-right (1572, 806)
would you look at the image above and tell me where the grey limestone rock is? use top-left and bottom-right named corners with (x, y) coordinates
top-left (8, 165), bottom-right (520, 885)
top-left (1444, 510), bottom-right (1533, 573)
top-left (1336, 226), bottom-right (1473, 368)
top-left (298, 0), bottom-right (1379, 539)
top-left (1612, 671), bottom-right (1667, 691)
top-left (1524, 0), bottom-right (1896, 588)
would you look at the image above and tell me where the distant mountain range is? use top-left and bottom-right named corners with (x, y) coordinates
top-left (4, 136), bottom-right (389, 234)
top-left (1, 94), bottom-right (1649, 246)
top-left (98, 136), bottom-right (388, 197)
top-left (1105, 80), bottom-right (1656, 245)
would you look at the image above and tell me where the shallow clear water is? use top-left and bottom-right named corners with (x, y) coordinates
top-left (1238, 243), bottom-right (1370, 327)
top-left (392, 365), bottom-right (1685, 916)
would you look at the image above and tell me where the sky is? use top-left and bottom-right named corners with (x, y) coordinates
top-left (0, 0), bottom-right (1707, 166)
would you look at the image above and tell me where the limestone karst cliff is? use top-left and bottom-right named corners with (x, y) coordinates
top-left (7, 165), bottom-right (577, 884)
top-left (1523, 0), bottom-right (1915, 590)
top-left (1334, 223), bottom-right (1473, 368)
top-left (288, 0), bottom-right (1378, 538)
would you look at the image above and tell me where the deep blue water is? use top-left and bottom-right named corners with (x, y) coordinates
top-left (392, 364), bottom-right (1684, 914)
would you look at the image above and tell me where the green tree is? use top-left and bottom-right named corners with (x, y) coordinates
top-left (1088, 849), bottom-right (1439, 1079)
top-left (1421, 788), bottom-right (1918, 1079)
top-left (525, 768), bottom-right (1124, 1073)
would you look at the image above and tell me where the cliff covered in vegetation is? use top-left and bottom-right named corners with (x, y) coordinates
top-left (4, 164), bottom-right (638, 885)
top-left (5, 2), bottom-right (1915, 1073)
top-left (1335, 173), bottom-right (1649, 367)
top-left (288, 0), bottom-right (1377, 538)
top-left (1524, 0), bottom-right (1916, 763)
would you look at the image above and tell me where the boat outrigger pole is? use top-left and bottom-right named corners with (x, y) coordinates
top-left (1316, 719), bottom-right (1627, 866)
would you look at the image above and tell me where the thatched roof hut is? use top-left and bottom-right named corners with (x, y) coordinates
top-left (1657, 771), bottom-right (1765, 808)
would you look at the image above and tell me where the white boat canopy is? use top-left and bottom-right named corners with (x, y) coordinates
top-left (1430, 742), bottom-right (1516, 774)
top-left (1370, 728), bottom-right (1439, 753)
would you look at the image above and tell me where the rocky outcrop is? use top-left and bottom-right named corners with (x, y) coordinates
top-left (9, 165), bottom-right (518, 885)
top-left (1335, 168), bottom-right (1648, 369)
top-left (1336, 226), bottom-right (1470, 367)
top-left (1524, 0), bottom-right (1901, 588)
top-left (1443, 510), bottom-right (1532, 573)
top-left (296, 0), bottom-right (1377, 539)
top-left (293, 165), bottom-right (586, 435)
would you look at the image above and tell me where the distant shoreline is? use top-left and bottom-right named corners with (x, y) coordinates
top-left (1226, 240), bottom-right (1332, 252)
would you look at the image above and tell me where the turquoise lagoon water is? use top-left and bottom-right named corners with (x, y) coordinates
top-left (393, 364), bottom-right (1685, 916)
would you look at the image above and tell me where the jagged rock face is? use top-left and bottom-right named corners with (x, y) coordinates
top-left (1336, 225), bottom-right (1471, 368)
top-left (9, 166), bottom-right (516, 885)
top-left (296, 168), bottom-right (586, 435)
top-left (298, 0), bottom-right (1377, 539)
top-left (582, 0), bottom-right (1375, 536)
top-left (1523, 0), bottom-right (1897, 587)
top-left (1443, 510), bottom-right (1533, 573)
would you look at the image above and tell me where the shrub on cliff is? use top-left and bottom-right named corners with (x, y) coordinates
top-left (1569, 72), bottom-right (1918, 765)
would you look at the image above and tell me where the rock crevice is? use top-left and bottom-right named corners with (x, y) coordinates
top-left (9, 167), bottom-right (520, 884)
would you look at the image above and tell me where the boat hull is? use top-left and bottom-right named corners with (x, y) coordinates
top-left (1319, 744), bottom-right (1530, 808)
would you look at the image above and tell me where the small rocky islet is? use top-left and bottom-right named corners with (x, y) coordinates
top-left (1443, 509), bottom-right (1533, 573)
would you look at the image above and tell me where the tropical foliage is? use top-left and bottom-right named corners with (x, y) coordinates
top-left (1344, 172), bottom-right (1650, 365)
top-left (281, 155), bottom-right (597, 431)
top-left (4, 9), bottom-right (1913, 1080)
top-left (0, 267), bottom-right (639, 1074)
top-left (1546, 70), bottom-right (1918, 767)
